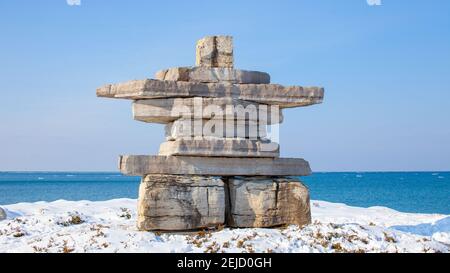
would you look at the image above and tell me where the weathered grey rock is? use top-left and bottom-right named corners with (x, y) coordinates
top-left (196, 36), bottom-right (233, 68)
top-left (97, 79), bottom-right (324, 108)
top-left (155, 67), bottom-right (270, 84)
top-left (226, 177), bottom-right (311, 228)
top-left (137, 174), bottom-right (225, 231)
top-left (159, 139), bottom-right (279, 157)
top-left (96, 34), bottom-right (323, 231)
top-left (133, 97), bottom-right (283, 125)
top-left (155, 67), bottom-right (190, 82)
top-left (190, 67), bottom-right (269, 84)
top-left (0, 207), bottom-right (6, 221)
top-left (164, 118), bottom-right (267, 140)
top-left (119, 155), bottom-right (311, 176)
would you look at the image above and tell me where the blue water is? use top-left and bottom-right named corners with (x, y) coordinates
top-left (0, 172), bottom-right (448, 214)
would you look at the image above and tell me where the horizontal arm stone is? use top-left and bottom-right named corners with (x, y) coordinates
top-left (119, 155), bottom-right (311, 176)
top-left (132, 97), bottom-right (283, 125)
top-left (97, 79), bottom-right (324, 108)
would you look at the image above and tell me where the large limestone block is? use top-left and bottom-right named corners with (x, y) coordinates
top-left (155, 67), bottom-right (270, 84)
top-left (97, 79), bottom-right (324, 108)
top-left (137, 174), bottom-right (225, 231)
top-left (164, 118), bottom-right (267, 141)
top-left (119, 155), bottom-right (311, 176)
top-left (196, 36), bottom-right (233, 68)
top-left (226, 177), bottom-right (311, 228)
top-left (159, 139), bottom-right (279, 158)
top-left (133, 97), bottom-right (283, 125)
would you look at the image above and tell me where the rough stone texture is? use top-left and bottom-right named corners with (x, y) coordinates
top-left (0, 207), bottom-right (6, 221)
top-left (159, 139), bottom-right (279, 158)
top-left (155, 67), bottom-right (270, 84)
top-left (119, 155), bottom-right (311, 176)
top-left (196, 36), bottom-right (233, 68)
top-left (137, 174), bottom-right (225, 231)
top-left (155, 67), bottom-right (190, 82)
top-left (133, 97), bottom-right (283, 125)
top-left (226, 177), bottom-right (311, 228)
top-left (97, 79), bottom-right (324, 108)
top-left (190, 67), bottom-right (269, 84)
top-left (96, 35), bottom-right (323, 231)
top-left (164, 118), bottom-right (267, 141)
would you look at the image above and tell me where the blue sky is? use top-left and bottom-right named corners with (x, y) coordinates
top-left (0, 0), bottom-right (449, 171)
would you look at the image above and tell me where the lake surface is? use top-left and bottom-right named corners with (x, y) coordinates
top-left (0, 172), bottom-right (448, 214)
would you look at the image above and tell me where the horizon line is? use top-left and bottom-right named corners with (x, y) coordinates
top-left (0, 170), bottom-right (449, 174)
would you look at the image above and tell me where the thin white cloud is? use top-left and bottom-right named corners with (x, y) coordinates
top-left (67, 0), bottom-right (81, 6)
top-left (367, 0), bottom-right (382, 6)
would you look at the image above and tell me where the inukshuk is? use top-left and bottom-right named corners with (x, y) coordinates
top-left (97, 36), bottom-right (324, 231)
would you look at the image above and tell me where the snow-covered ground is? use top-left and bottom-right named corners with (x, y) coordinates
top-left (0, 199), bottom-right (448, 253)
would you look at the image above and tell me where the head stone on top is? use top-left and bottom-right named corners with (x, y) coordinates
top-left (195, 36), bottom-right (233, 68)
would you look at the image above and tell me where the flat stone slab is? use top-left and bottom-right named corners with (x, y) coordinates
top-left (159, 139), bottom-right (279, 158)
top-left (119, 155), bottom-right (311, 176)
top-left (226, 176), bottom-right (311, 228)
top-left (164, 118), bottom-right (267, 141)
top-left (155, 67), bottom-right (270, 84)
top-left (137, 174), bottom-right (225, 231)
top-left (133, 97), bottom-right (283, 125)
top-left (97, 79), bottom-right (324, 108)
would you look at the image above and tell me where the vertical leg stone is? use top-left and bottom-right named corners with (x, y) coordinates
top-left (226, 176), bottom-right (311, 228)
top-left (137, 174), bottom-right (225, 231)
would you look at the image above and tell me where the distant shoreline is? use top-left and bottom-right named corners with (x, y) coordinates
top-left (1, 171), bottom-right (449, 173)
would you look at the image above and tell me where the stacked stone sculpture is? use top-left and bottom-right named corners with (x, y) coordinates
top-left (97, 36), bottom-right (324, 231)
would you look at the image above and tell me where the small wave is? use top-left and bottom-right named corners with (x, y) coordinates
top-left (432, 173), bottom-right (439, 176)
top-left (37, 177), bottom-right (44, 180)
top-left (356, 175), bottom-right (363, 178)
top-left (66, 174), bottom-right (75, 177)
top-left (438, 176), bottom-right (445, 179)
